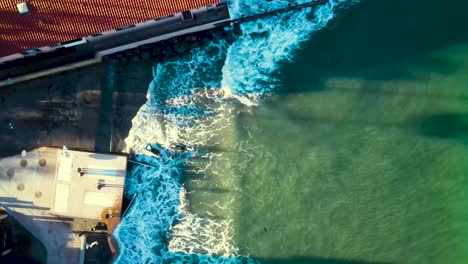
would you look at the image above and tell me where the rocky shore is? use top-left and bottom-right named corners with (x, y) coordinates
top-left (103, 27), bottom-right (236, 65)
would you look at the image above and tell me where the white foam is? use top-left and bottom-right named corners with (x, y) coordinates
top-left (115, 0), bottom-right (359, 263)
top-left (222, 0), bottom-right (359, 101)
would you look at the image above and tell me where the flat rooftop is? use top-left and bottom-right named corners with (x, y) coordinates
top-left (0, 0), bottom-right (220, 57)
top-left (0, 147), bottom-right (128, 263)
top-left (51, 148), bottom-right (127, 220)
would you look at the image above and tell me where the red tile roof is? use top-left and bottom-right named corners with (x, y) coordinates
top-left (0, 0), bottom-right (220, 57)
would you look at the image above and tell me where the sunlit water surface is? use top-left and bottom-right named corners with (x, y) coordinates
top-left (114, 0), bottom-right (468, 263)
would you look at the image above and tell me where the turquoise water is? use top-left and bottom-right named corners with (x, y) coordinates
top-left (115, 0), bottom-right (468, 263)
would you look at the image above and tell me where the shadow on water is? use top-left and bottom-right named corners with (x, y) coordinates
top-left (227, 0), bottom-right (468, 263)
top-left (160, 253), bottom-right (392, 264)
top-left (281, 0), bottom-right (468, 94)
top-left (255, 256), bottom-right (392, 264)
top-left (417, 113), bottom-right (468, 142)
top-left (283, 109), bottom-right (468, 140)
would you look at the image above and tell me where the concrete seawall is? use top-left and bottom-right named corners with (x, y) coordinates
top-left (0, 3), bottom-right (230, 87)
top-left (0, 27), bottom-right (237, 158)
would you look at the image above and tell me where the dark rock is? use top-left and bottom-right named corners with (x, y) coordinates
top-left (130, 55), bottom-right (141, 63)
top-left (187, 36), bottom-right (197, 42)
top-left (108, 58), bottom-right (119, 64)
top-left (201, 38), bottom-right (211, 46)
top-left (163, 49), bottom-right (174, 57)
top-left (225, 31), bottom-right (238, 43)
top-left (142, 52), bottom-right (151, 61)
top-left (153, 48), bottom-right (161, 56)
top-left (120, 57), bottom-right (128, 64)
top-left (175, 44), bottom-right (188, 54)
top-left (140, 44), bottom-right (151, 50)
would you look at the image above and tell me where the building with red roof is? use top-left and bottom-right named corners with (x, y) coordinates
top-left (0, 0), bottom-right (230, 85)
top-left (0, 0), bottom-right (222, 58)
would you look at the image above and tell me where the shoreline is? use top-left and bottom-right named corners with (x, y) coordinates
top-left (0, 28), bottom-right (235, 159)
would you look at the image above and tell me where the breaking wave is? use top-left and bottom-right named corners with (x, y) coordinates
top-left (114, 0), bottom-right (358, 263)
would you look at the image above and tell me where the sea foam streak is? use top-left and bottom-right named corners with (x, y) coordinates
top-left (115, 0), bottom-right (357, 263)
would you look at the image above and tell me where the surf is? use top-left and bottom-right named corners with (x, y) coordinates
top-left (114, 0), bottom-right (359, 263)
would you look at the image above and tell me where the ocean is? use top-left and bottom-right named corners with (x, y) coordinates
top-left (114, 0), bottom-right (468, 263)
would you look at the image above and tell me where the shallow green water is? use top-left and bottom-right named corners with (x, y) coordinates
top-left (186, 0), bottom-right (468, 263)
top-left (219, 2), bottom-right (466, 264)
top-left (234, 67), bottom-right (468, 263)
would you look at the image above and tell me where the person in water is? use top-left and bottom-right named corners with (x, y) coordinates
top-left (169, 143), bottom-right (196, 153)
top-left (146, 144), bottom-right (161, 156)
top-left (169, 143), bottom-right (185, 152)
